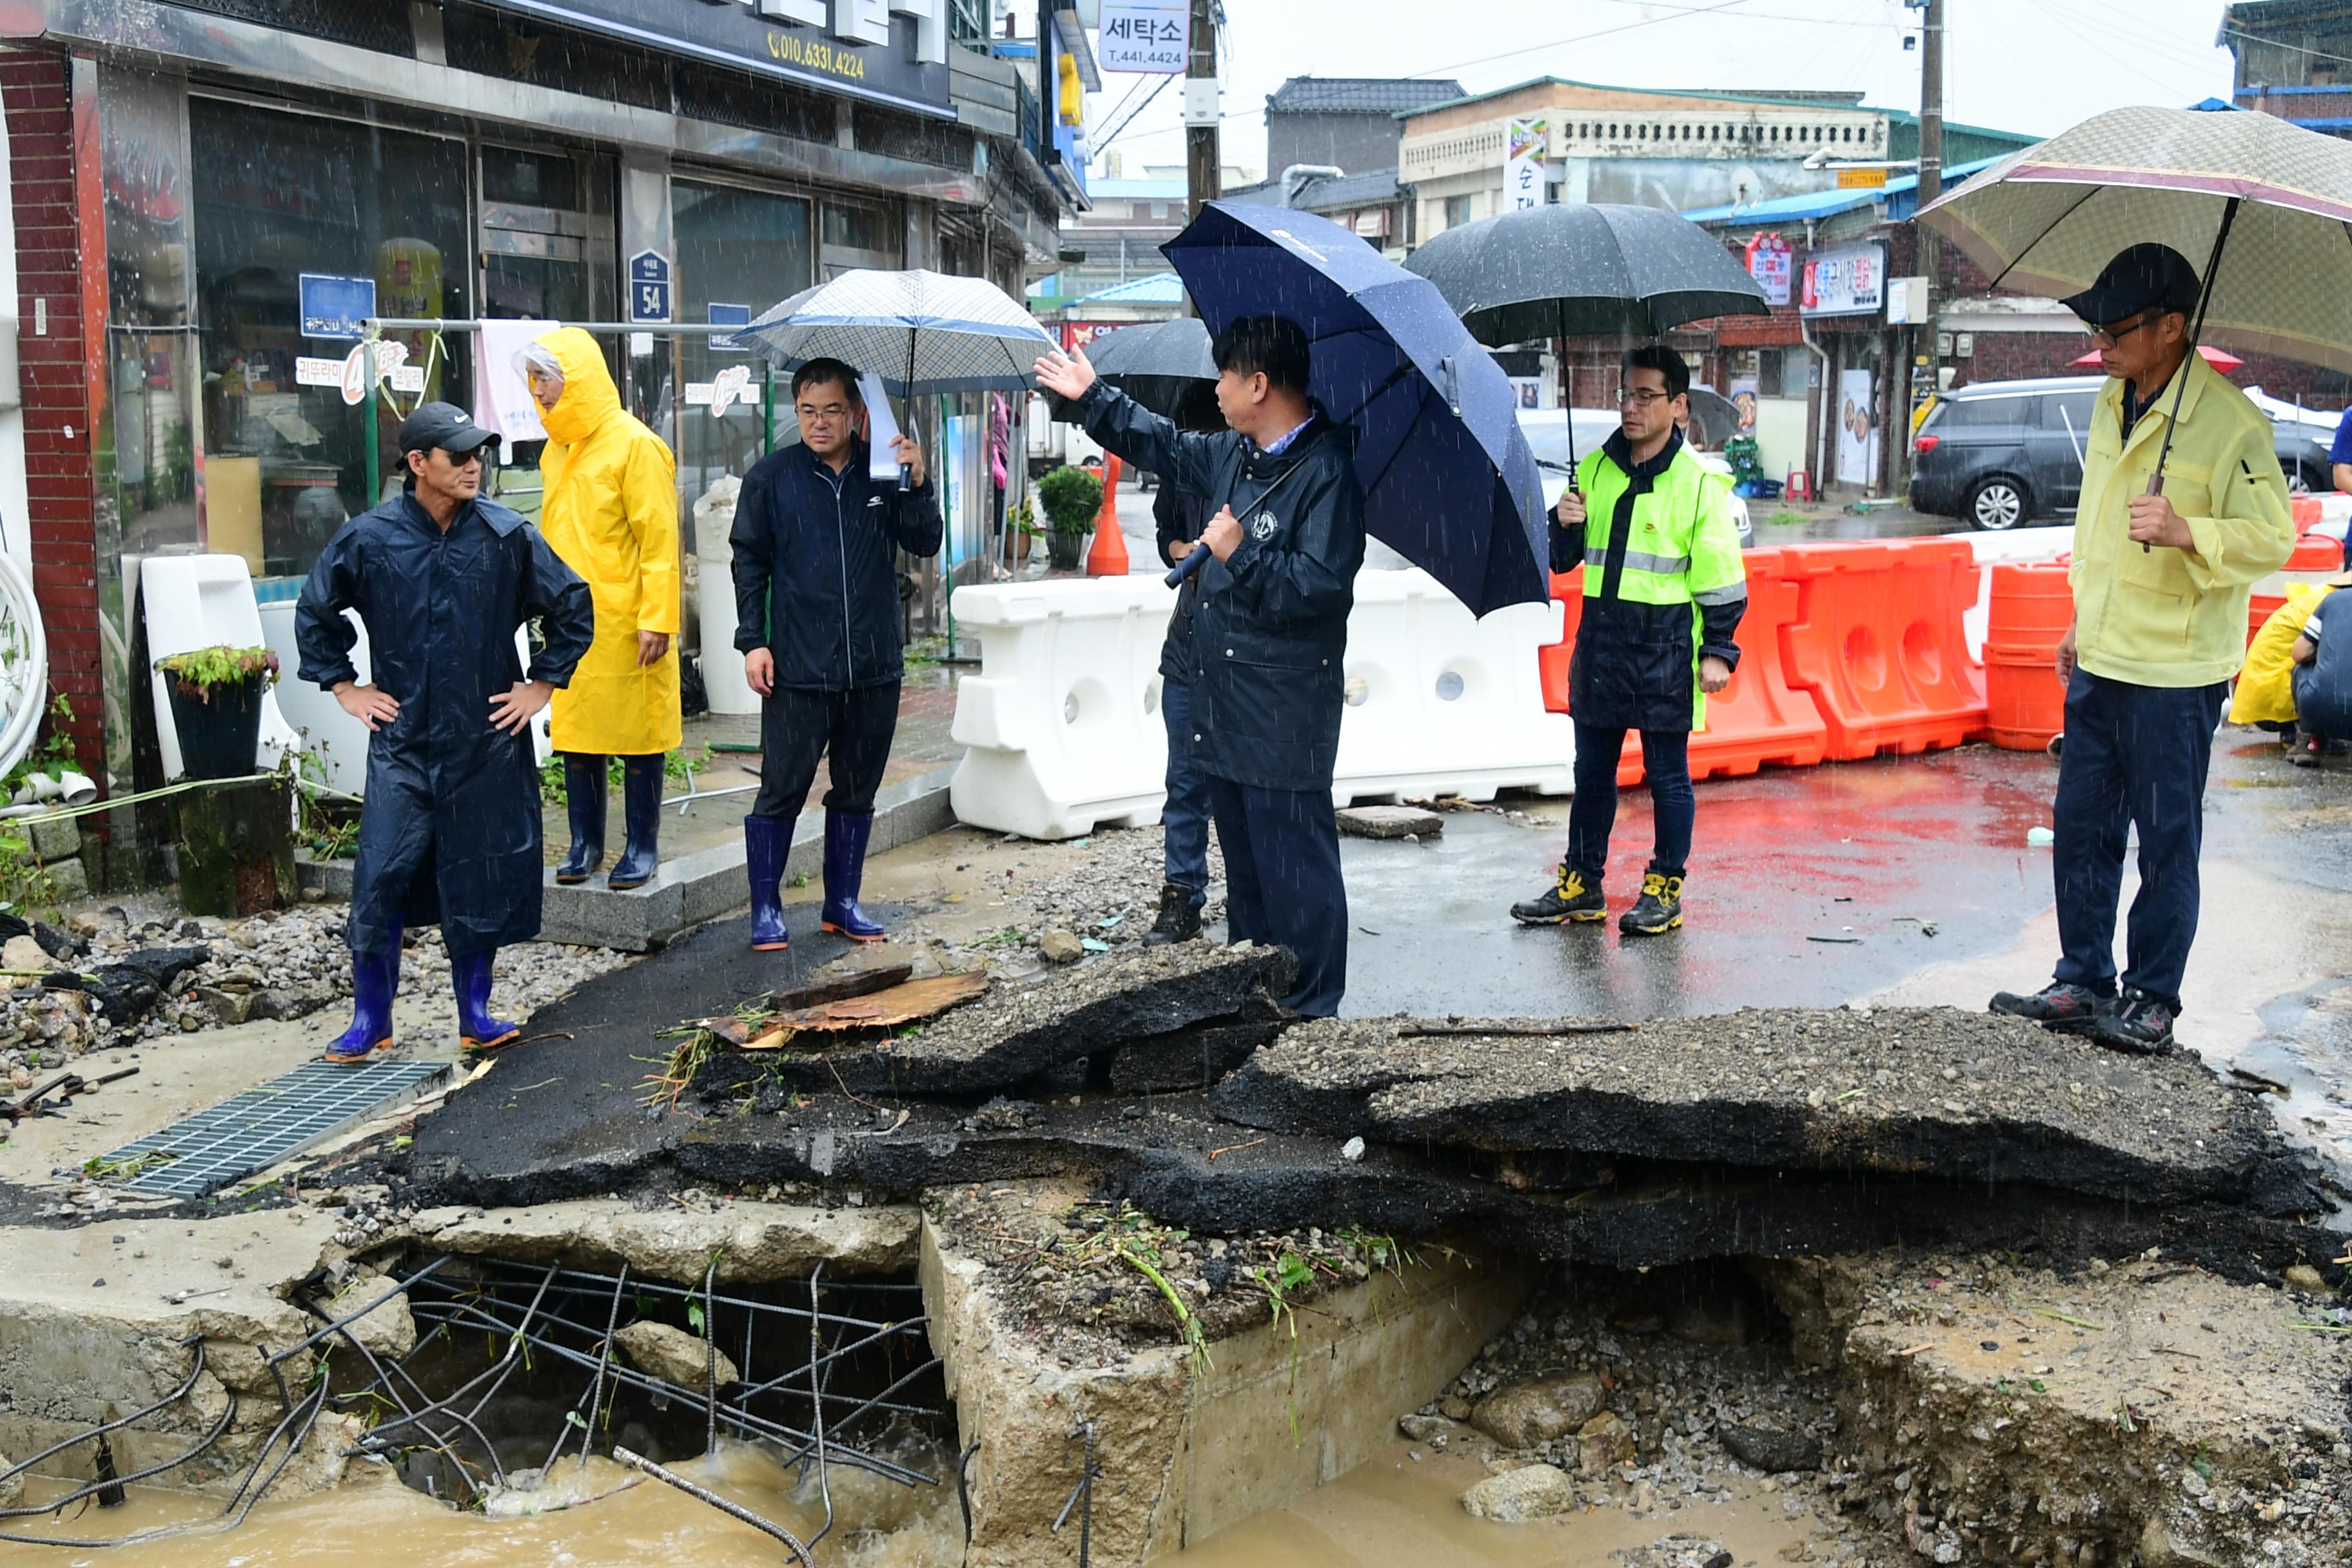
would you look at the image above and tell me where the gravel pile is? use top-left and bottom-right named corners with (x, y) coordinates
top-left (0, 903), bottom-right (632, 1079)
top-left (1003, 824), bottom-right (1226, 946)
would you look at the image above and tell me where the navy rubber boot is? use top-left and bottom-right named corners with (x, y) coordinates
top-left (451, 946), bottom-right (521, 1053)
top-left (607, 755), bottom-right (663, 890)
top-left (324, 929), bottom-right (401, 1065)
top-left (555, 753), bottom-right (607, 885)
top-left (819, 810), bottom-right (886, 942)
top-left (745, 814), bottom-right (790, 951)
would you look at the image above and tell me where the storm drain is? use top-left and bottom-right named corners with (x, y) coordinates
top-left (93, 1059), bottom-right (450, 1198)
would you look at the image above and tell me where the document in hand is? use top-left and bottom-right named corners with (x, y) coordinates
top-left (860, 371), bottom-right (903, 484)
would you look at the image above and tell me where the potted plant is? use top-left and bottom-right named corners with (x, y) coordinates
top-left (155, 645), bottom-right (279, 780)
top-left (1035, 465), bottom-right (1102, 573)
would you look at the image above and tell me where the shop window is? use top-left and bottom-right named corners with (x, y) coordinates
top-left (170, 0), bottom-right (411, 53)
top-left (190, 98), bottom-right (471, 586)
top-left (671, 179), bottom-right (815, 513)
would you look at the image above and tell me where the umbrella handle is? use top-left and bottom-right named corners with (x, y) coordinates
top-left (901, 462), bottom-right (913, 493)
top-left (1166, 542), bottom-right (1211, 587)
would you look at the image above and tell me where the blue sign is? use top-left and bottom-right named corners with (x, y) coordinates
top-left (707, 302), bottom-right (752, 353)
top-left (628, 250), bottom-right (672, 324)
top-left (299, 273), bottom-right (376, 341)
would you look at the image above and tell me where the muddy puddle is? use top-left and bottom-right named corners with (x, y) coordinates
top-left (5, 1440), bottom-right (965, 1566)
top-left (5, 1439), bottom-right (1823, 1567)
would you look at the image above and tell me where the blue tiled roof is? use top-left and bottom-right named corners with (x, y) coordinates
top-left (1076, 271), bottom-right (1186, 304)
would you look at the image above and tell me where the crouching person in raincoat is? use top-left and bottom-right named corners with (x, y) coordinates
top-left (297, 403), bottom-right (594, 1063)
top-left (520, 327), bottom-right (682, 891)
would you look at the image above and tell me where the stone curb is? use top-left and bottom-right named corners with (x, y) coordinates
top-left (535, 762), bottom-right (957, 952)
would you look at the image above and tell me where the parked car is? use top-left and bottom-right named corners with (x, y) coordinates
top-left (1516, 408), bottom-right (1755, 549)
top-left (1910, 375), bottom-right (2337, 531)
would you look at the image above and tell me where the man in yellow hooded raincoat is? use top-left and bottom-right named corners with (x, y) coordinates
top-left (521, 327), bottom-right (681, 891)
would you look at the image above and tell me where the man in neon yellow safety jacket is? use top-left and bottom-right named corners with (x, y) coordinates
top-left (1511, 346), bottom-right (1748, 936)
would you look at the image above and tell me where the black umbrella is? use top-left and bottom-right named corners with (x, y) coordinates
top-left (1406, 202), bottom-right (1773, 344)
top-left (1078, 316), bottom-right (1217, 420)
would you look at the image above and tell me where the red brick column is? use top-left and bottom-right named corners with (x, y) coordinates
top-left (1, 46), bottom-right (105, 782)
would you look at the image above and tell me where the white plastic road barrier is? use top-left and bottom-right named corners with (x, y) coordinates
top-left (948, 576), bottom-right (1174, 840)
top-left (692, 475), bottom-right (758, 715)
top-left (1332, 569), bottom-right (1575, 806)
top-left (1960, 526), bottom-right (2073, 662)
top-left (2309, 492), bottom-right (2352, 542)
top-left (258, 600), bottom-right (368, 795)
top-left (143, 556), bottom-right (300, 781)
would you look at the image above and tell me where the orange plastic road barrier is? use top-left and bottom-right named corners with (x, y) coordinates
top-left (1541, 569), bottom-right (1644, 787)
top-left (2288, 530), bottom-right (2340, 571)
top-left (1983, 562), bottom-right (2072, 750)
top-left (2293, 494), bottom-right (2323, 531)
top-left (1538, 553), bottom-right (1830, 787)
top-left (2248, 591), bottom-right (2286, 648)
top-left (1687, 549), bottom-right (1830, 781)
top-left (1778, 538), bottom-right (1987, 761)
top-left (1085, 455), bottom-right (1129, 576)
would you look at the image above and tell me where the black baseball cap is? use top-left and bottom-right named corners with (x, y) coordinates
top-left (2061, 243), bottom-right (2203, 327)
top-left (397, 401), bottom-right (500, 458)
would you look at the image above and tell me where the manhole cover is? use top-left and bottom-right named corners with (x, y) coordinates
top-left (93, 1059), bottom-right (450, 1199)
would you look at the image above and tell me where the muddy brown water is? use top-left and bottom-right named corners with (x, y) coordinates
top-left (5, 1439), bottom-right (1825, 1566)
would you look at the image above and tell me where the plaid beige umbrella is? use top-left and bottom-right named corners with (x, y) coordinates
top-left (1917, 104), bottom-right (2352, 374)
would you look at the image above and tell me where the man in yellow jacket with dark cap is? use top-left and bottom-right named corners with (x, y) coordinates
top-left (521, 327), bottom-right (682, 891)
top-left (1990, 244), bottom-right (2293, 1056)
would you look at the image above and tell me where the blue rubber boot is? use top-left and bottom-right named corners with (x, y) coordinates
top-left (607, 755), bottom-right (663, 890)
top-left (324, 930), bottom-right (401, 1065)
top-left (451, 946), bottom-right (520, 1053)
top-left (819, 810), bottom-right (886, 942)
top-left (555, 753), bottom-right (607, 885)
top-left (745, 814), bottom-right (790, 951)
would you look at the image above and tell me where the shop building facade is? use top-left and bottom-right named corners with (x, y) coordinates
top-left (0, 0), bottom-right (1078, 874)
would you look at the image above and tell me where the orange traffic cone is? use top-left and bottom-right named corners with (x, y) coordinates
top-left (1085, 455), bottom-right (1129, 577)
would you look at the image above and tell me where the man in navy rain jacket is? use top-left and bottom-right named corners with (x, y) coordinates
top-left (730, 358), bottom-right (942, 951)
top-left (1035, 317), bottom-right (1366, 1016)
top-left (296, 402), bottom-right (594, 1064)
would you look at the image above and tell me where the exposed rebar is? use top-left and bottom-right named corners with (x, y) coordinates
top-left (611, 1446), bottom-right (816, 1568)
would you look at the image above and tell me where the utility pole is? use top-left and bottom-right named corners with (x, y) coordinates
top-left (1184, 0), bottom-right (1220, 222)
top-left (1908, 0), bottom-right (1945, 487)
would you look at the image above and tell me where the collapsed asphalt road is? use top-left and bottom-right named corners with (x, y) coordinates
top-left (401, 934), bottom-right (2341, 1288)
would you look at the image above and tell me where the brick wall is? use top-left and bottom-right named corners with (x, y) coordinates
top-left (1, 47), bottom-right (104, 781)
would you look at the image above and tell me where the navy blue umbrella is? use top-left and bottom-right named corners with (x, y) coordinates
top-left (1162, 202), bottom-right (1548, 616)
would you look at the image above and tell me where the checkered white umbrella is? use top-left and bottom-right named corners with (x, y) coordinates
top-left (739, 268), bottom-right (1054, 395)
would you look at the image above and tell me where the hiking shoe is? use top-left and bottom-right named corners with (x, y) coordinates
top-left (1143, 881), bottom-right (1202, 946)
top-left (2293, 734), bottom-right (2324, 768)
top-left (2088, 988), bottom-right (2177, 1056)
top-left (1988, 980), bottom-right (2106, 1033)
top-left (1618, 872), bottom-right (1684, 936)
top-left (1511, 866), bottom-right (1607, 925)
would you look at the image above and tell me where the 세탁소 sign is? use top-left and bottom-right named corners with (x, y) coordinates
top-left (1098, 0), bottom-right (1186, 72)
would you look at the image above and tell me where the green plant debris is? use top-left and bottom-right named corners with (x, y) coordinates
top-left (83, 1149), bottom-right (177, 1181)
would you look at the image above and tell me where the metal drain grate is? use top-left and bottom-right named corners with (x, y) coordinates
top-left (96, 1059), bottom-right (450, 1198)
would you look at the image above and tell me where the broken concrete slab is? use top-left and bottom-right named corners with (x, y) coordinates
top-left (614, 1320), bottom-right (738, 1389)
top-left (1779, 1253), bottom-right (2352, 1568)
top-left (1337, 804), bottom-right (1443, 839)
top-left (737, 941), bottom-right (1295, 1097)
top-left (922, 1180), bottom-right (1529, 1567)
top-left (1106, 995), bottom-right (1290, 1095)
top-left (408, 1197), bottom-right (919, 1282)
top-left (1213, 1006), bottom-right (2310, 1208)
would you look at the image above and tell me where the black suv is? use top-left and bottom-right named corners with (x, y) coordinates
top-left (1908, 375), bottom-right (2333, 530)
